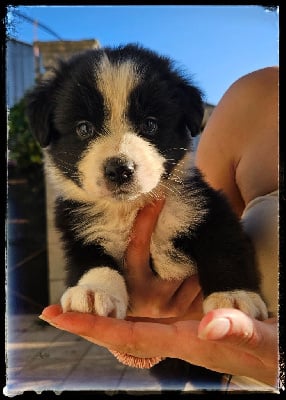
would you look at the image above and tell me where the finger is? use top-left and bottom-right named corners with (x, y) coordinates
top-left (39, 310), bottom-right (178, 358)
top-left (40, 304), bottom-right (63, 320)
top-left (170, 275), bottom-right (203, 318)
top-left (198, 308), bottom-right (278, 359)
top-left (129, 199), bottom-right (165, 249)
top-left (126, 199), bottom-right (165, 275)
top-left (134, 199), bottom-right (165, 234)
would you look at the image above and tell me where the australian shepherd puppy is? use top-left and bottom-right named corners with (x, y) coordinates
top-left (26, 44), bottom-right (267, 321)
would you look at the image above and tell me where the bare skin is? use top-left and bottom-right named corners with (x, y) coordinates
top-left (196, 66), bottom-right (278, 216)
top-left (125, 200), bottom-right (204, 322)
top-left (40, 67), bottom-right (279, 387)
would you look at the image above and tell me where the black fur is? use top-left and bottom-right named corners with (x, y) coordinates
top-left (172, 167), bottom-right (259, 296)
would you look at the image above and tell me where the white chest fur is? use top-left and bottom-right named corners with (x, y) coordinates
top-left (73, 200), bottom-right (139, 262)
top-left (73, 183), bottom-right (206, 280)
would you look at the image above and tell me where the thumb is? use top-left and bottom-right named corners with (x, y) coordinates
top-left (198, 308), bottom-right (277, 358)
top-left (126, 199), bottom-right (165, 272)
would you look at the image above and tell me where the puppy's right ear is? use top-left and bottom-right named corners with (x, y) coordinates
top-left (25, 80), bottom-right (56, 148)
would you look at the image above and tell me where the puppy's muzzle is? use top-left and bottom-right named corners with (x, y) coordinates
top-left (104, 156), bottom-right (135, 186)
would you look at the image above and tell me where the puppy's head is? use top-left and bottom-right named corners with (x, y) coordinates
top-left (26, 44), bottom-right (203, 202)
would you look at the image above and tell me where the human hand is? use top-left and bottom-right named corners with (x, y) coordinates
top-left (40, 305), bottom-right (278, 386)
top-left (124, 199), bottom-right (203, 322)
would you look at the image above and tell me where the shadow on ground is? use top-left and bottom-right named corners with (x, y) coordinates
top-left (7, 164), bottom-right (49, 314)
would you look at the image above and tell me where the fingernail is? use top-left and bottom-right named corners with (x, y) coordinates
top-left (39, 314), bottom-right (59, 328)
top-left (199, 317), bottom-right (231, 340)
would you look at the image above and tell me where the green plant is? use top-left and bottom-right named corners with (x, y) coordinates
top-left (8, 96), bottom-right (43, 170)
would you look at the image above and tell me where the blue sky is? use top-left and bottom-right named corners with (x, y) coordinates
top-left (7, 5), bottom-right (278, 105)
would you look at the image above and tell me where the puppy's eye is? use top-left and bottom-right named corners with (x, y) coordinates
top-left (142, 117), bottom-right (158, 135)
top-left (76, 121), bottom-right (95, 139)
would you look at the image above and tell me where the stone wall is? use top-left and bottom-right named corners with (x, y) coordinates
top-left (35, 39), bottom-right (100, 78)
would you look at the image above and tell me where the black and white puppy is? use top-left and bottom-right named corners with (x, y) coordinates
top-left (26, 44), bottom-right (267, 320)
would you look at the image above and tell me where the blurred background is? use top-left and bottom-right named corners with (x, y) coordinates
top-left (6, 5), bottom-right (279, 314)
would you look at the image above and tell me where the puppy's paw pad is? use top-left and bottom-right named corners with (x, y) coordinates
top-left (60, 285), bottom-right (127, 318)
top-left (203, 290), bottom-right (268, 320)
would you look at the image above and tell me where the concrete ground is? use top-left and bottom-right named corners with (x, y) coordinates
top-left (4, 314), bottom-right (227, 396)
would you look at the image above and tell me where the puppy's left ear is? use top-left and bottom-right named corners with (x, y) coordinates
top-left (177, 83), bottom-right (204, 137)
top-left (25, 79), bottom-right (57, 148)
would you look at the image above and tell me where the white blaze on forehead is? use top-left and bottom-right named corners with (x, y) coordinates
top-left (96, 54), bottom-right (140, 132)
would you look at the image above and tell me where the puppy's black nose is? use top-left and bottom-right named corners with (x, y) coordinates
top-left (104, 157), bottom-right (135, 185)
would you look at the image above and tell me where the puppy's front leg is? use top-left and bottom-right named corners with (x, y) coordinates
top-left (61, 267), bottom-right (128, 319)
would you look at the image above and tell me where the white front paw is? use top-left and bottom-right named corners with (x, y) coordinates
top-left (61, 284), bottom-right (127, 319)
top-left (203, 290), bottom-right (268, 320)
